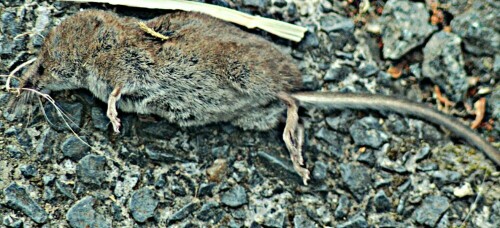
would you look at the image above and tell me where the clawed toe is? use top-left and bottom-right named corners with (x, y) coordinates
top-left (107, 86), bottom-right (122, 133)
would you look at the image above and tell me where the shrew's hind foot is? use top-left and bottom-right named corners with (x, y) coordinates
top-left (278, 92), bottom-right (310, 185)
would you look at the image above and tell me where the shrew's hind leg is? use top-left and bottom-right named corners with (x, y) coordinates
top-left (107, 86), bottom-right (122, 133)
top-left (277, 92), bottom-right (310, 185)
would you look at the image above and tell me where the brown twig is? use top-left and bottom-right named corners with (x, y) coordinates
top-left (471, 97), bottom-right (486, 129)
top-left (434, 85), bottom-right (455, 108)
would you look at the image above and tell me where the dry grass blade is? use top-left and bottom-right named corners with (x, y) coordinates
top-left (62, 0), bottom-right (307, 42)
top-left (5, 58), bottom-right (37, 91)
top-left (138, 22), bottom-right (170, 40)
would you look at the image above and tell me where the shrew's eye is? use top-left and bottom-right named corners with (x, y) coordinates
top-left (37, 65), bottom-right (45, 76)
top-left (22, 79), bottom-right (33, 88)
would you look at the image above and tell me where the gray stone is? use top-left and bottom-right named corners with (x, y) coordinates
top-left (263, 211), bottom-right (285, 227)
top-left (301, 74), bottom-right (319, 90)
top-left (357, 62), bottom-right (379, 77)
top-left (319, 14), bottom-right (355, 33)
top-left (373, 171), bottom-right (393, 188)
top-left (44, 102), bottom-right (83, 131)
top-left (233, 208), bottom-right (247, 220)
top-left (490, 201), bottom-right (500, 227)
top-left (340, 163), bottom-right (372, 201)
top-left (413, 195), bottom-right (450, 227)
top-left (423, 31), bottom-right (468, 102)
top-left (272, 0), bottom-right (287, 8)
top-left (451, 0), bottom-right (499, 55)
top-left (320, 0), bottom-right (334, 13)
top-left (111, 202), bottom-right (123, 221)
top-left (298, 31), bottom-right (319, 50)
top-left (328, 146), bottom-right (344, 160)
top-left (409, 63), bottom-right (422, 79)
top-left (4, 126), bottom-right (18, 136)
top-left (377, 156), bottom-right (407, 174)
top-left (325, 112), bottom-right (353, 132)
top-left (243, 0), bottom-right (266, 8)
top-left (145, 146), bottom-right (186, 163)
top-left (293, 214), bottom-right (316, 228)
top-left (256, 151), bottom-right (302, 183)
top-left (43, 187), bottom-right (55, 201)
top-left (3, 183), bottom-right (48, 224)
top-left (337, 214), bottom-right (368, 228)
top-left (198, 183), bottom-right (216, 197)
top-left (432, 170), bottom-right (462, 186)
top-left (378, 216), bottom-right (407, 228)
top-left (196, 201), bottom-right (223, 223)
top-left (312, 161), bottom-right (327, 181)
top-left (139, 120), bottom-right (178, 139)
top-left (374, 190), bottom-right (391, 212)
top-left (380, 0), bottom-right (437, 59)
top-left (414, 146), bottom-right (431, 162)
top-left (212, 145), bottom-right (229, 158)
top-left (61, 136), bottom-right (90, 161)
top-left (1, 9), bottom-right (21, 36)
top-left (495, 54), bottom-right (500, 74)
top-left (42, 174), bottom-right (56, 185)
top-left (19, 164), bottom-right (37, 178)
top-left (56, 180), bottom-right (76, 199)
top-left (324, 65), bottom-right (352, 82)
top-left (76, 155), bottom-right (107, 186)
top-left (2, 215), bottom-right (23, 228)
top-left (315, 127), bottom-right (340, 146)
top-left (357, 150), bottom-right (376, 166)
top-left (437, 212), bottom-right (450, 228)
top-left (417, 163), bottom-right (439, 172)
top-left (396, 196), bottom-right (406, 215)
top-left (335, 195), bottom-right (351, 219)
top-left (349, 117), bottom-right (388, 148)
top-left (169, 202), bottom-right (200, 223)
top-left (66, 196), bottom-right (111, 228)
top-left (491, 87), bottom-right (500, 120)
top-left (319, 14), bottom-right (355, 50)
top-left (0, 34), bottom-right (14, 55)
top-left (129, 188), bottom-right (158, 223)
top-left (221, 185), bottom-right (248, 207)
top-left (32, 6), bottom-right (50, 47)
top-left (6, 145), bottom-right (22, 158)
top-left (91, 107), bottom-right (109, 130)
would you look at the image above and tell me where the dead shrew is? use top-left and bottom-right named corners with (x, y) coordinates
top-left (17, 10), bottom-right (499, 184)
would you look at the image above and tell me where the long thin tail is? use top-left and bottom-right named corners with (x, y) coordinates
top-left (292, 92), bottom-right (500, 166)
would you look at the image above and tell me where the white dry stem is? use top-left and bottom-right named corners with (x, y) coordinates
top-left (459, 173), bottom-right (488, 228)
top-left (14, 32), bottom-right (45, 41)
top-left (5, 58), bottom-right (37, 92)
top-left (61, 0), bottom-right (307, 42)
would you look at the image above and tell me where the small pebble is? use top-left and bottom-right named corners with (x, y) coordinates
top-left (19, 164), bottom-right (37, 178)
top-left (129, 188), bottom-right (159, 223)
top-left (453, 183), bottom-right (474, 198)
top-left (4, 183), bottom-right (48, 224)
top-left (66, 196), bottom-right (111, 228)
top-left (221, 185), bottom-right (248, 207)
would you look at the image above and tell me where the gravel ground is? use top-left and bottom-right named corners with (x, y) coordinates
top-left (0, 0), bottom-right (499, 227)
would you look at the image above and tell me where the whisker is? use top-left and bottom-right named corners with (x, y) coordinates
top-left (20, 88), bottom-right (98, 153)
top-left (51, 102), bottom-right (82, 130)
top-left (38, 96), bottom-right (55, 126)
